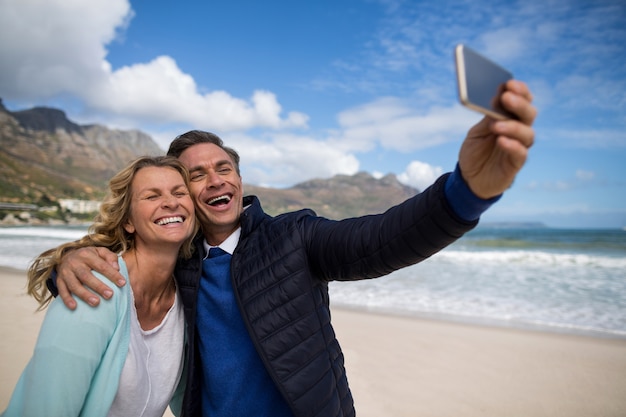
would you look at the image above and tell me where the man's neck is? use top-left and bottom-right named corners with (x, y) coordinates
top-left (203, 227), bottom-right (241, 256)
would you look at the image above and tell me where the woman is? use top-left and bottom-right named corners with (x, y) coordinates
top-left (2, 156), bottom-right (197, 417)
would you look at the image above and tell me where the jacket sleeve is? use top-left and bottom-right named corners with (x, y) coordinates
top-left (2, 274), bottom-right (124, 417)
top-left (304, 173), bottom-right (478, 281)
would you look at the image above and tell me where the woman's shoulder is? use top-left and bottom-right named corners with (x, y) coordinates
top-left (53, 254), bottom-right (131, 313)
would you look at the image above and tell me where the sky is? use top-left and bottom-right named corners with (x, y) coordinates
top-left (1, 0), bottom-right (625, 228)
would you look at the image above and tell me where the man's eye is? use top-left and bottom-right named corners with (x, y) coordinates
top-left (191, 173), bottom-right (205, 181)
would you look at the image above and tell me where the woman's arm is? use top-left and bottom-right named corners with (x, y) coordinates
top-left (3, 272), bottom-right (127, 416)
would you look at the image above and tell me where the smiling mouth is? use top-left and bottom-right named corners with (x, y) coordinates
top-left (207, 194), bottom-right (232, 206)
top-left (155, 216), bottom-right (184, 226)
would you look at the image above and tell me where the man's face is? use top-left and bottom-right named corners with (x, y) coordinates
top-left (177, 143), bottom-right (244, 245)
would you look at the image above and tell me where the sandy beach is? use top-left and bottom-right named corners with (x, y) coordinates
top-left (1, 266), bottom-right (625, 416)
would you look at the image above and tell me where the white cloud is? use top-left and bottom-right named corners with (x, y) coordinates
top-left (525, 179), bottom-right (574, 192)
top-left (142, 90), bottom-right (474, 187)
top-left (0, 0), bottom-right (131, 99)
top-left (548, 128), bottom-right (626, 148)
top-left (575, 170), bottom-right (595, 181)
top-left (479, 27), bottom-right (531, 62)
top-left (89, 56), bottom-right (309, 131)
top-left (525, 169), bottom-right (605, 193)
top-left (0, 0), bottom-right (307, 131)
top-left (142, 128), bottom-right (362, 187)
top-left (397, 160), bottom-right (443, 191)
top-left (218, 132), bottom-right (360, 187)
top-left (336, 97), bottom-right (478, 153)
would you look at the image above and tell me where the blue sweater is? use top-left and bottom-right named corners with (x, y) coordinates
top-left (197, 248), bottom-right (292, 416)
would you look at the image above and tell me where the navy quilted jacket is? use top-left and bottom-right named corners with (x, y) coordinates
top-left (176, 173), bottom-right (477, 416)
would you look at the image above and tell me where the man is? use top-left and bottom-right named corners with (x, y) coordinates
top-left (49, 80), bottom-right (536, 417)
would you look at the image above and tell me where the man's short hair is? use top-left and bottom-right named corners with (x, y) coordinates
top-left (167, 130), bottom-right (241, 175)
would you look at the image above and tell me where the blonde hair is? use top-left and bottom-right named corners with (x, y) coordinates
top-left (27, 156), bottom-right (198, 308)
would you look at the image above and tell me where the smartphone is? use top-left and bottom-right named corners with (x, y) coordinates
top-left (455, 44), bottom-right (517, 120)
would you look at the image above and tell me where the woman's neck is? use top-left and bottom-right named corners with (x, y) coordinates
top-left (122, 248), bottom-right (179, 331)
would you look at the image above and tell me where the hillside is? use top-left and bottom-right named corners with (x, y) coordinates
top-left (0, 99), bottom-right (419, 221)
top-left (247, 172), bottom-right (417, 219)
top-left (0, 99), bottom-right (163, 204)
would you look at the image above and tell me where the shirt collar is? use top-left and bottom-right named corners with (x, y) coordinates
top-left (201, 203), bottom-right (249, 258)
top-left (202, 226), bottom-right (240, 258)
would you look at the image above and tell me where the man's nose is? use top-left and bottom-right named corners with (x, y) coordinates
top-left (206, 171), bottom-right (224, 187)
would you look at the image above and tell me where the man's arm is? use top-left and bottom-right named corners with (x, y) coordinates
top-left (308, 79), bottom-right (536, 280)
top-left (51, 247), bottom-right (125, 310)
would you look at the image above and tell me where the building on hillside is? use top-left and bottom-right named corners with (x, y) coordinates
top-left (58, 199), bottom-right (101, 214)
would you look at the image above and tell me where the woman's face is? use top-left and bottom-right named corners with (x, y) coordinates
top-left (124, 166), bottom-right (195, 250)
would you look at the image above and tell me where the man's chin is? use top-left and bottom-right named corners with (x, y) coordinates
top-left (199, 211), bottom-right (238, 229)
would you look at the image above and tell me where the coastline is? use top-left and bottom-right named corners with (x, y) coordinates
top-left (1, 266), bottom-right (625, 416)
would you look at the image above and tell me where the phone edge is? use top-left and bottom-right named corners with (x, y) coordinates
top-left (454, 43), bottom-right (510, 121)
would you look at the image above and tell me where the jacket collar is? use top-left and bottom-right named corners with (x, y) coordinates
top-left (240, 195), bottom-right (267, 239)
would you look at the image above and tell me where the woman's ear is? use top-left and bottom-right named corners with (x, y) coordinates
top-left (123, 220), bottom-right (135, 234)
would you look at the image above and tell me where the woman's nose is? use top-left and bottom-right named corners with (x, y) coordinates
top-left (162, 194), bottom-right (179, 208)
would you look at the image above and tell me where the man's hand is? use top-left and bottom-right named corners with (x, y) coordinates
top-left (459, 80), bottom-right (537, 199)
top-left (57, 247), bottom-right (125, 310)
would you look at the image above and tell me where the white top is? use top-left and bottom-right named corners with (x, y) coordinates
top-left (106, 285), bottom-right (185, 417)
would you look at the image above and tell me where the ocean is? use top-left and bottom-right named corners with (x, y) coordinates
top-left (1, 225), bottom-right (625, 339)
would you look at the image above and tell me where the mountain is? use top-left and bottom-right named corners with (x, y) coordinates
top-left (0, 98), bottom-right (164, 203)
top-left (247, 172), bottom-right (418, 219)
top-left (0, 99), bottom-right (419, 220)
